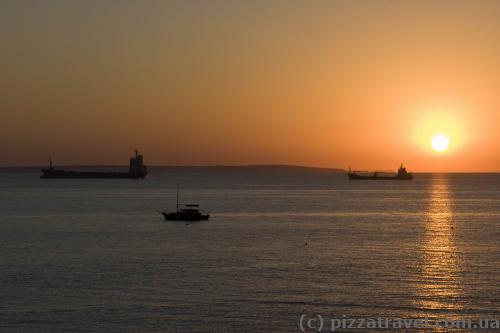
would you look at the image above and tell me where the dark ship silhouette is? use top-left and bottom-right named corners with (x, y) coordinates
top-left (40, 150), bottom-right (147, 179)
top-left (348, 164), bottom-right (413, 180)
top-left (159, 185), bottom-right (210, 221)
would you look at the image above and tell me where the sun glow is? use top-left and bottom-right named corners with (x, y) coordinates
top-left (431, 134), bottom-right (449, 152)
top-left (412, 106), bottom-right (468, 155)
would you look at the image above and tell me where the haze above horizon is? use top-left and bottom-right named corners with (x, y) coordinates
top-left (3, 1), bottom-right (500, 172)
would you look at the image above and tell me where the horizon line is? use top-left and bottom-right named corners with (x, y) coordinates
top-left (1, 164), bottom-right (500, 173)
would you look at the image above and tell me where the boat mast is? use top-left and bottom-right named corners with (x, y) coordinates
top-left (176, 184), bottom-right (179, 213)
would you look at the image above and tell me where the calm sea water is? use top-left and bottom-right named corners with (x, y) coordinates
top-left (0, 169), bottom-right (499, 332)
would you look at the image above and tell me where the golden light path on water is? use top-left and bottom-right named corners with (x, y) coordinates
top-left (416, 176), bottom-right (464, 313)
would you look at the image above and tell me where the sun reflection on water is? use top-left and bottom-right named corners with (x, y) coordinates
top-left (416, 175), bottom-right (463, 311)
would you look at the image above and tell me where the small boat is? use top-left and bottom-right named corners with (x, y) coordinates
top-left (159, 185), bottom-right (210, 221)
top-left (347, 163), bottom-right (413, 180)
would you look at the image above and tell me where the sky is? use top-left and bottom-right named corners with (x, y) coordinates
top-left (2, 0), bottom-right (500, 171)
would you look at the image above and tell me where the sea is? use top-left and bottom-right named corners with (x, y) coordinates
top-left (0, 167), bottom-right (499, 332)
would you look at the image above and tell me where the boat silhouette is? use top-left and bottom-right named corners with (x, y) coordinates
top-left (347, 164), bottom-right (413, 180)
top-left (40, 150), bottom-right (147, 179)
top-left (159, 185), bottom-right (210, 221)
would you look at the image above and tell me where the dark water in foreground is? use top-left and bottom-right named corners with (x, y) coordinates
top-left (0, 170), bottom-right (499, 332)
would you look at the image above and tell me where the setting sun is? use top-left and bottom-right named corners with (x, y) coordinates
top-left (431, 134), bottom-right (450, 152)
top-left (412, 108), bottom-right (468, 161)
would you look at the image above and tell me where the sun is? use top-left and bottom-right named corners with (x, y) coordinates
top-left (431, 134), bottom-right (449, 152)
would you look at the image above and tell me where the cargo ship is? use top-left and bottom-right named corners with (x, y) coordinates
top-left (347, 164), bottom-right (413, 180)
top-left (40, 150), bottom-right (147, 179)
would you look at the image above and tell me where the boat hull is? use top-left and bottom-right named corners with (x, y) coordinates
top-left (40, 169), bottom-right (146, 179)
top-left (161, 212), bottom-right (210, 221)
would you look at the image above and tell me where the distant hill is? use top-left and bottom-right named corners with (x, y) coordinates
top-left (0, 165), bottom-right (345, 173)
top-left (149, 165), bottom-right (345, 173)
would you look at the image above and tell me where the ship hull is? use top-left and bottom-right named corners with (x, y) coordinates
top-left (161, 212), bottom-right (210, 221)
top-left (40, 169), bottom-right (146, 179)
top-left (348, 173), bottom-right (413, 180)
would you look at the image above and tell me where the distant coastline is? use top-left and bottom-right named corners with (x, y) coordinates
top-left (0, 165), bottom-right (346, 173)
top-left (4, 166), bottom-right (500, 174)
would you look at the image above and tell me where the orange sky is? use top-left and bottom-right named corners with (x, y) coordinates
top-left (3, 1), bottom-right (500, 171)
